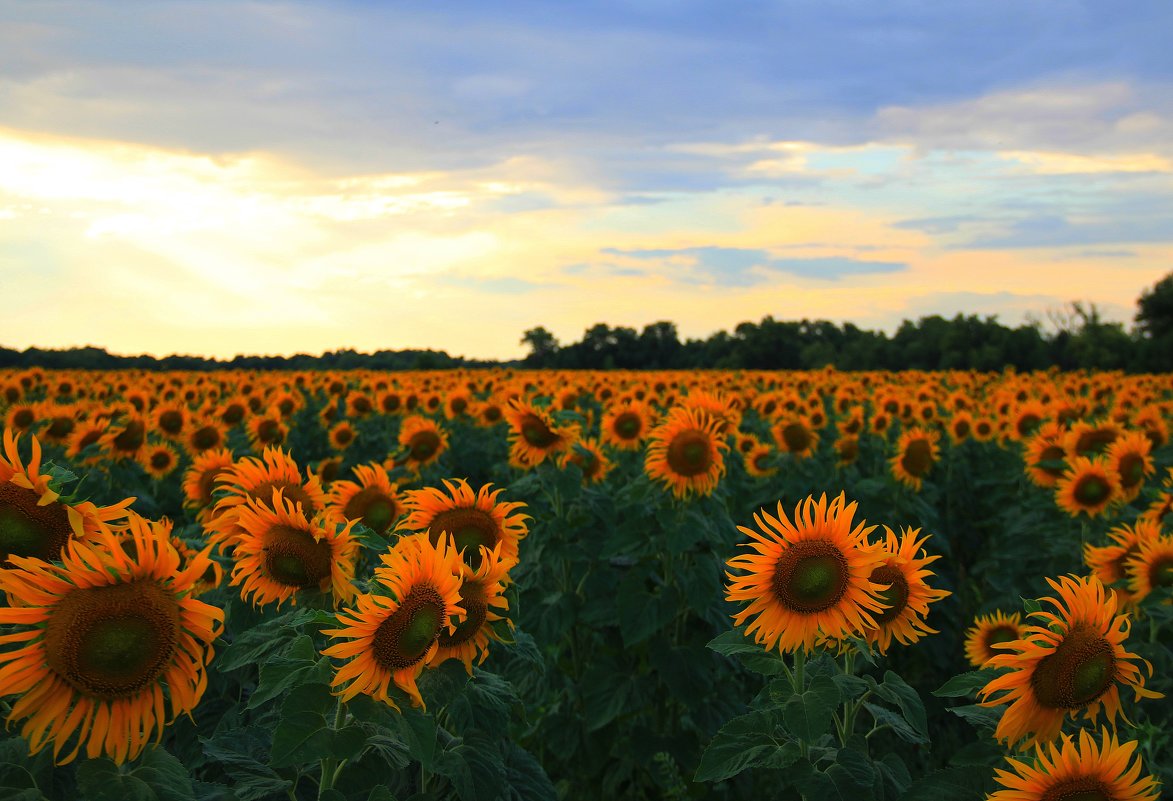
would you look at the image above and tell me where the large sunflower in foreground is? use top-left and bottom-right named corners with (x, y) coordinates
top-left (989, 728), bottom-right (1159, 801)
top-left (324, 533), bottom-right (465, 710)
top-left (1054, 456), bottom-right (1120, 519)
top-left (861, 526), bottom-right (950, 654)
top-left (964, 610), bottom-right (1026, 668)
top-left (229, 491), bottom-right (358, 609)
top-left (1, 429), bottom-right (134, 567)
top-left (0, 517), bottom-right (222, 764)
top-left (431, 542), bottom-right (515, 672)
top-left (979, 575), bottom-right (1162, 749)
top-left (726, 493), bottom-right (888, 653)
top-left (397, 479), bottom-right (529, 569)
top-left (645, 406), bottom-right (728, 500)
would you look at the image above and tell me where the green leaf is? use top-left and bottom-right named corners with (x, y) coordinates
top-left (877, 671), bottom-right (928, 741)
top-left (902, 766), bottom-right (994, 800)
top-left (396, 706), bottom-right (438, 769)
top-left (862, 703), bottom-right (928, 745)
top-left (432, 733), bottom-right (506, 801)
top-left (367, 787), bottom-right (400, 801)
top-left (76, 748), bottom-right (195, 801)
top-left (269, 710), bottom-right (333, 769)
top-left (706, 629), bottom-right (787, 675)
top-left (1021, 597), bottom-right (1042, 614)
top-left (199, 728), bottom-right (290, 801)
top-left (782, 675), bottom-right (841, 742)
top-left (582, 665), bottom-right (636, 731)
top-left (246, 652), bottom-right (331, 709)
top-left (933, 671), bottom-right (995, 698)
top-left (694, 710), bottom-right (800, 782)
top-left (503, 744), bottom-right (557, 801)
top-left (949, 704), bottom-right (1004, 730)
top-left (831, 674), bottom-right (871, 699)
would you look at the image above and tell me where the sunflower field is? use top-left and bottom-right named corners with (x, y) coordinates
top-left (0, 366), bottom-right (1171, 801)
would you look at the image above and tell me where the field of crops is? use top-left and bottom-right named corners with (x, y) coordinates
top-left (0, 367), bottom-right (1171, 801)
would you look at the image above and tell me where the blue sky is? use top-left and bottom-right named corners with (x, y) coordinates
top-left (1, 1), bottom-right (1171, 359)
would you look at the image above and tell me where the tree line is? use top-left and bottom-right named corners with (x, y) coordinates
top-left (3, 272), bottom-right (1171, 373)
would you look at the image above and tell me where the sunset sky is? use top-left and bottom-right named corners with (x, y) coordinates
top-left (2, 1), bottom-right (1171, 360)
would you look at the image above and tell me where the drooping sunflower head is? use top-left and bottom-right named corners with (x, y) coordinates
top-left (890, 428), bottom-right (940, 490)
top-left (326, 462), bottom-right (403, 537)
top-left (397, 479), bottom-right (529, 569)
top-left (964, 610), bottom-right (1026, 668)
top-left (229, 490), bottom-right (358, 609)
top-left (834, 435), bottom-right (860, 467)
top-left (397, 415), bottom-right (449, 472)
top-left (988, 728), bottom-right (1159, 801)
top-left (325, 532), bottom-right (466, 710)
top-left (725, 492), bottom-right (888, 653)
top-left (1055, 456), bottom-right (1121, 519)
top-left (861, 526), bottom-right (950, 654)
top-left (99, 413), bottom-right (149, 461)
top-left (0, 515), bottom-right (222, 764)
top-left (979, 575), bottom-right (1163, 749)
top-left (644, 406), bottom-right (728, 500)
top-left (947, 411), bottom-right (973, 444)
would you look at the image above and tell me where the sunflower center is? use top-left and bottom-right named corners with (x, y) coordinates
top-left (901, 439), bottom-right (933, 477)
top-left (482, 405), bottom-right (502, 423)
top-left (666, 430), bottom-right (713, 477)
top-left (159, 410), bottom-right (184, 434)
top-left (429, 509), bottom-right (498, 568)
top-left (1030, 625), bottom-right (1116, 709)
top-left (1073, 475), bottom-right (1110, 506)
top-left (0, 483), bottom-right (74, 566)
top-left (985, 626), bottom-right (1020, 648)
top-left (953, 419), bottom-right (970, 438)
top-left (372, 586), bottom-right (446, 671)
top-left (44, 580), bottom-right (180, 700)
top-left (1150, 557), bottom-right (1173, 589)
top-left (613, 413), bottom-right (641, 440)
top-left (1036, 445), bottom-right (1066, 478)
top-left (262, 525), bottom-right (334, 588)
top-left (222, 404), bottom-right (245, 425)
top-left (343, 488), bottom-right (398, 535)
top-left (1039, 778), bottom-right (1110, 801)
top-left (771, 540), bottom-right (850, 613)
top-left (150, 450), bottom-right (173, 470)
top-left (869, 565), bottom-right (909, 624)
top-left (191, 426), bottom-right (221, 450)
top-left (47, 417), bottom-right (76, 439)
top-left (520, 415), bottom-right (558, 448)
top-left (13, 408), bottom-right (35, 428)
top-left (113, 421), bottom-right (146, 453)
top-left (248, 481), bottom-right (317, 516)
top-left (781, 423), bottom-right (811, 453)
top-left (1117, 454), bottom-right (1144, 488)
top-left (439, 583), bottom-right (488, 648)
top-left (257, 420), bottom-right (284, 444)
top-left (752, 452), bottom-right (770, 471)
top-left (408, 431), bottom-right (440, 461)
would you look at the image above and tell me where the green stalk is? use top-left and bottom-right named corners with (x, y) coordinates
top-left (317, 700), bottom-right (348, 798)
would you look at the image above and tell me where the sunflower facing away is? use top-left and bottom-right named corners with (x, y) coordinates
top-left (861, 526), bottom-right (950, 653)
top-left (229, 490), bottom-right (359, 609)
top-left (726, 492), bottom-right (888, 653)
top-left (324, 532), bottom-right (465, 710)
top-left (964, 611), bottom-right (1027, 668)
top-left (989, 728), bottom-right (1159, 801)
top-left (645, 406), bottom-right (728, 500)
top-left (432, 541), bottom-right (516, 672)
top-left (397, 479), bottom-right (530, 569)
top-left (0, 516), bottom-right (222, 764)
top-left (979, 575), bottom-right (1162, 749)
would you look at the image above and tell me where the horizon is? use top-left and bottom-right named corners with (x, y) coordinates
top-left (3, 2), bottom-right (1172, 360)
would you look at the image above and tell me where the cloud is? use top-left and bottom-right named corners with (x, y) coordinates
top-left (599, 246), bottom-right (907, 286)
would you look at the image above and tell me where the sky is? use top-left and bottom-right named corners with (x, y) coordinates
top-left (2, 1), bottom-right (1172, 361)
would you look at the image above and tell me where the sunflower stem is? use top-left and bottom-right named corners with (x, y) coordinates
top-left (317, 699), bottom-right (348, 798)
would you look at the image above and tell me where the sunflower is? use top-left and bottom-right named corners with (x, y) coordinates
top-left (1065, 420), bottom-right (1121, 459)
top-left (207, 447), bottom-right (327, 551)
top-left (99, 413), bottom-right (149, 461)
top-left (1105, 431), bottom-right (1154, 502)
top-left (771, 416), bottom-right (820, 460)
top-left (473, 399), bottom-right (505, 427)
top-left (834, 435), bottom-right (860, 467)
top-left (890, 428), bottom-right (939, 491)
top-left (645, 406), bottom-right (728, 500)
top-left (682, 389), bottom-right (741, 435)
top-left (346, 392), bottom-right (374, 419)
top-left (214, 397), bottom-right (249, 428)
top-left (1024, 423), bottom-right (1069, 488)
top-left (398, 415), bottom-right (449, 472)
top-left (326, 463), bottom-right (403, 537)
top-left (0, 517), bottom-right (222, 764)
top-left (245, 406), bottom-right (288, 450)
top-left (1054, 456), bottom-right (1120, 519)
top-left (183, 416), bottom-right (228, 456)
top-left (229, 491), bottom-right (358, 609)
top-left (328, 420), bottom-right (357, 452)
top-left (861, 526), bottom-right (950, 654)
top-left (397, 479), bottom-right (529, 569)
top-left (744, 443), bottom-right (778, 479)
top-left (972, 416), bottom-right (997, 442)
top-left (979, 575), bottom-right (1162, 749)
top-left (964, 611), bottom-right (1026, 668)
top-left (4, 403), bottom-right (38, 434)
top-left (442, 390), bottom-right (472, 420)
top-left (38, 404), bottom-right (78, 445)
top-left (150, 403), bottom-right (189, 441)
top-left (725, 493), bottom-right (888, 653)
top-left (1084, 519), bottom-right (1159, 589)
top-left (1, 430), bottom-right (133, 568)
top-left (558, 438), bottom-right (612, 484)
top-left (140, 442), bottom-right (180, 480)
top-left (431, 542), bottom-right (515, 673)
top-left (989, 728), bottom-right (1159, 801)
top-left (315, 456), bottom-right (343, 486)
top-left (600, 401), bottom-right (653, 450)
top-left (323, 532), bottom-right (465, 710)
top-left (946, 411), bottom-right (974, 444)
top-left (181, 447), bottom-right (235, 524)
top-left (505, 400), bottom-right (578, 469)
top-left (1125, 532), bottom-right (1173, 604)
